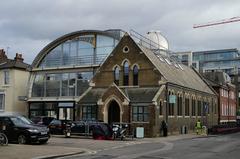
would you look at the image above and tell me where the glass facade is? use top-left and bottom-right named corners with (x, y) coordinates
top-left (203, 60), bottom-right (240, 75)
top-left (193, 50), bottom-right (239, 62)
top-left (32, 72), bottom-right (93, 97)
top-left (39, 34), bottom-right (118, 68)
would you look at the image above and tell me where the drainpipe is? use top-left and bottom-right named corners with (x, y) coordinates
top-left (165, 83), bottom-right (169, 123)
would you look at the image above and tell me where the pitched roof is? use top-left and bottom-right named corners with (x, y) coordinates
top-left (79, 87), bottom-right (159, 105)
top-left (138, 45), bottom-right (215, 95)
top-left (122, 87), bottom-right (159, 103)
top-left (0, 59), bottom-right (30, 70)
top-left (79, 88), bottom-right (106, 104)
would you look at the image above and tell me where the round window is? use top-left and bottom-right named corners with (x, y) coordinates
top-left (123, 46), bottom-right (129, 53)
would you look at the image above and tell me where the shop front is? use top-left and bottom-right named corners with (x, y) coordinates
top-left (28, 101), bottom-right (76, 120)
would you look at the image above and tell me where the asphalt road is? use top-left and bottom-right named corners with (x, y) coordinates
top-left (63, 132), bottom-right (240, 159)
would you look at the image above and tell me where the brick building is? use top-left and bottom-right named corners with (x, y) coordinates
top-left (78, 33), bottom-right (218, 137)
top-left (203, 72), bottom-right (237, 124)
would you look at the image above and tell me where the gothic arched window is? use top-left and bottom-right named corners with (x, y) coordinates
top-left (114, 66), bottom-right (120, 85)
top-left (133, 65), bottom-right (138, 85)
top-left (123, 61), bottom-right (129, 86)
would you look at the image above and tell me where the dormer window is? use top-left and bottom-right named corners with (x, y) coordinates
top-left (133, 65), bottom-right (138, 86)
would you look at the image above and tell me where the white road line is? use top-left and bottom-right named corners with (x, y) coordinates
top-left (114, 141), bottom-right (174, 159)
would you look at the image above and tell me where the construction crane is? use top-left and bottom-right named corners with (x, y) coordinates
top-left (193, 16), bottom-right (240, 28)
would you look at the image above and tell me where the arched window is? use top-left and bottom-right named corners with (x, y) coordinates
top-left (114, 66), bottom-right (120, 85)
top-left (123, 61), bottom-right (129, 86)
top-left (133, 65), bottom-right (138, 86)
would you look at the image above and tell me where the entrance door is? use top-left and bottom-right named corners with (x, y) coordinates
top-left (108, 100), bottom-right (120, 124)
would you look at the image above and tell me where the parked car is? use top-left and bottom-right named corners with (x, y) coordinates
top-left (31, 116), bottom-right (55, 126)
top-left (92, 123), bottom-right (113, 140)
top-left (48, 119), bottom-right (71, 135)
top-left (0, 114), bottom-right (50, 144)
top-left (66, 120), bottom-right (112, 139)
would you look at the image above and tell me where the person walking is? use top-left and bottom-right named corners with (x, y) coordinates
top-left (195, 120), bottom-right (202, 135)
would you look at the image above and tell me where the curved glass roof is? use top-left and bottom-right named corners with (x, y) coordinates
top-left (33, 30), bottom-right (124, 68)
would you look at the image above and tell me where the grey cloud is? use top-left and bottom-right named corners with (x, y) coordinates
top-left (1, 0), bottom-right (240, 63)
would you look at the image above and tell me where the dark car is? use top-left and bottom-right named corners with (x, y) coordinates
top-left (48, 119), bottom-right (71, 135)
top-left (0, 114), bottom-right (50, 144)
top-left (31, 116), bottom-right (55, 126)
top-left (68, 120), bottom-right (112, 139)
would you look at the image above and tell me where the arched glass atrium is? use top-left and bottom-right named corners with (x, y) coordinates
top-left (28, 30), bottom-right (124, 119)
top-left (31, 30), bottom-right (123, 98)
top-left (39, 34), bottom-right (118, 68)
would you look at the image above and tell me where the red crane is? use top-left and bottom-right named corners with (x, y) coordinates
top-left (193, 16), bottom-right (240, 28)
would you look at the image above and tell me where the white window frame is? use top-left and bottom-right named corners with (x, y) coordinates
top-left (0, 93), bottom-right (5, 111)
top-left (3, 70), bottom-right (10, 85)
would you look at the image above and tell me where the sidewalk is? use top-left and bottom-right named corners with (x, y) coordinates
top-left (0, 144), bottom-right (85, 159)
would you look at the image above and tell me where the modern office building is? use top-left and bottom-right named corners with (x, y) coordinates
top-left (172, 49), bottom-right (240, 117)
top-left (27, 30), bottom-right (124, 120)
top-left (0, 49), bottom-right (30, 115)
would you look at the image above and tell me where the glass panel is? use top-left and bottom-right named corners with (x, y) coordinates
top-left (41, 45), bottom-right (62, 67)
top-left (138, 114), bottom-right (143, 121)
top-left (138, 107), bottom-right (143, 113)
top-left (114, 67), bottom-right (120, 80)
top-left (46, 74), bottom-right (61, 97)
top-left (62, 42), bottom-right (70, 66)
top-left (83, 106), bottom-right (87, 113)
top-left (0, 94), bottom-right (4, 110)
top-left (133, 114), bottom-right (138, 121)
top-left (143, 107), bottom-right (148, 113)
top-left (61, 73), bottom-right (69, 96)
top-left (133, 107), bottom-right (137, 113)
top-left (32, 74), bottom-right (45, 97)
top-left (123, 61), bottom-right (129, 85)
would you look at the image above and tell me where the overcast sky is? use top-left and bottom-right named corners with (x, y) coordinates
top-left (1, 0), bottom-right (240, 64)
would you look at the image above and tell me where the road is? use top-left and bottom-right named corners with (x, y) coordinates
top-left (62, 133), bottom-right (240, 159)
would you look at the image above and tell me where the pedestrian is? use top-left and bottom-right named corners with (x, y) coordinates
top-left (161, 120), bottom-right (168, 137)
top-left (195, 120), bottom-right (202, 135)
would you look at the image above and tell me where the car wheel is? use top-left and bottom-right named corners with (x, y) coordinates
top-left (18, 134), bottom-right (27, 144)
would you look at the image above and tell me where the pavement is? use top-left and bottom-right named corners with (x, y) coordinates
top-left (0, 133), bottom-right (208, 159)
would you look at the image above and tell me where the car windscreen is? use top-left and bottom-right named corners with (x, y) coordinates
top-left (10, 116), bottom-right (33, 126)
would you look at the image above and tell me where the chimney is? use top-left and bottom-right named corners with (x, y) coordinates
top-left (14, 53), bottom-right (24, 62)
top-left (0, 49), bottom-right (8, 63)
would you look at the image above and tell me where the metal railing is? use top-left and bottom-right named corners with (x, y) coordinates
top-left (40, 53), bottom-right (109, 68)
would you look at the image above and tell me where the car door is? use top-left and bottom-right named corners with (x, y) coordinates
top-left (1, 117), bottom-right (17, 141)
top-left (71, 121), bottom-right (85, 134)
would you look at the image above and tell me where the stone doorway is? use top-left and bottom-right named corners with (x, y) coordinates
top-left (108, 100), bottom-right (120, 124)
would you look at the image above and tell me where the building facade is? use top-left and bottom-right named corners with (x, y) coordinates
top-left (172, 49), bottom-right (240, 118)
top-left (0, 49), bottom-right (30, 115)
top-left (27, 30), bottom-right (124, 120)
top-left (78, 33), bottom-right (218, 137)
top-left (203, 72), bottom-right (237, 124)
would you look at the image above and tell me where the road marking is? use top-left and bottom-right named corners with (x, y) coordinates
top-left (114, 141), bottom-right (174, 159)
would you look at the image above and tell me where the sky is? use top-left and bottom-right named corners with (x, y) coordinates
top-left (1, 0), bottom-right (240, 64)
